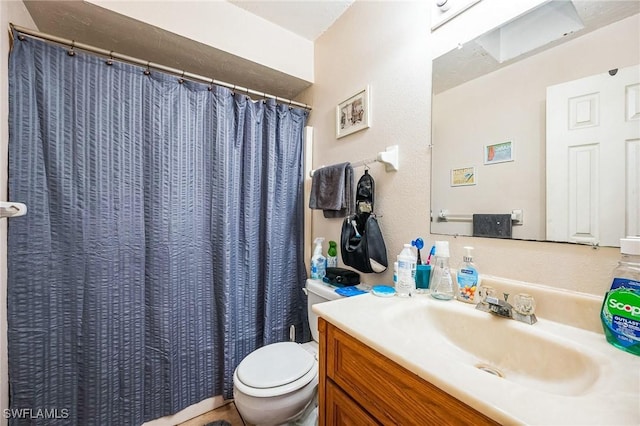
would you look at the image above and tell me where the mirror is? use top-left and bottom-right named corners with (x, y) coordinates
top-left (430, 0), bottom-right (640, 247)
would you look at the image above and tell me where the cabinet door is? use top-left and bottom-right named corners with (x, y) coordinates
top-left (325, 320), bottom-right (499, 425)
top-left (326, 380), bottom-right (379, 426)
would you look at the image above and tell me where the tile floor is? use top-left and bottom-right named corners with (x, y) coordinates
top-left (178, 401), bottom-right (245, 426)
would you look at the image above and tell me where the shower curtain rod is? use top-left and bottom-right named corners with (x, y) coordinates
top-left (10, 24), bottom-right (312, 111)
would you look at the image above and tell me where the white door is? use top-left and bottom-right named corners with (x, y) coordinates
top-left (546, 64), bottom-right (640, 247)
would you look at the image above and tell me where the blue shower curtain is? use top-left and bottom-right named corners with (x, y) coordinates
top-left (7, 33), bottom-right (308, 425)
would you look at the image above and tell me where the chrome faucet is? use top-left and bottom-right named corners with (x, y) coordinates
top-left (476, 292), bottom-right (537, 324)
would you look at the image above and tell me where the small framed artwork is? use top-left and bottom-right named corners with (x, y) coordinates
top-left (336, 86), bottom-right (370, 139)
top-left (484, 140), bottom-right (514, 165)
top-left (451, 166), bottom-right (476, 186)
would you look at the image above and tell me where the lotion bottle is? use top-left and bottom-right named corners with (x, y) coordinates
top-left (456, 246), bottom-right (479, 303)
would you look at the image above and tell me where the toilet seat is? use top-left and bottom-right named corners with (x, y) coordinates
top-left (234, 342), bottom-right (317, 398)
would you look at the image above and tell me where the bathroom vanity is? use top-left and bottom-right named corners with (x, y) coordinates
top-left (318, 317), bottom-right (498, 425)
top-left (313, 278), bottom-right (640, 425)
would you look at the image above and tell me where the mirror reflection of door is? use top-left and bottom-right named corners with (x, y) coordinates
top-left (546, 64), bottom-right (640, 246)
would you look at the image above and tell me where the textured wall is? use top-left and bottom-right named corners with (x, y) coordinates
top-left (299, 0), bottom-right (622, 296)
top-left (297, 0), bottom-right (432, 287)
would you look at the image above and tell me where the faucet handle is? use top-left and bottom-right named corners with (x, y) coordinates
top-left (503, 293), bottom-right (510, 302)
top-left (513, 293), bottom-right (536, 315)
top-left (478, 285), bottom-right (496, 304)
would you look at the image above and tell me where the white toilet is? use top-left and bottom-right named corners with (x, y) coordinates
top-left (233, 279), bottom-right (344, 425)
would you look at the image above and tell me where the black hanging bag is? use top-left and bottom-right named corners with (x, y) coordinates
top-left (340, 170), bottom-right (388, 273)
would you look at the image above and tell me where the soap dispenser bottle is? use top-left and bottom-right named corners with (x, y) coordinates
top-left (430, 241), bottom-right (455, 300)
top-left (456, 246), bottom-right (479, 303)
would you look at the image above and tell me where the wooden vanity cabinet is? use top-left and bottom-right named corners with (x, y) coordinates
top-left (318, 318), bottom-right (499, 426)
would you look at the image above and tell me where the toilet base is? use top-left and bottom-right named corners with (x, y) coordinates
top-left (233, 376), bottom-right (318, 426)
top-left (289, 396), bottom-right (318, 426)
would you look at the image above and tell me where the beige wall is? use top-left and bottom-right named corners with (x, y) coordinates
top-left (0, 2), bottom-right (38, 421)
top-left (432, 15), bottom-right (640, 240)
top-left (0, 1), bottom-right (631, 422)
top-left (297, 0), bottom-right (432, 288)
top-left (300, 0), bottom-right (623, 297)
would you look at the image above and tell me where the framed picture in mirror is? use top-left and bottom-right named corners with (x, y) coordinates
top-left (484, 141), bottom-right (513, 165)
top-left (451, 166), bottom-right (476, 186)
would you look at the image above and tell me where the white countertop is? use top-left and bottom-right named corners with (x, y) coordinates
top-left (313, 291), bottom-right (640, 425)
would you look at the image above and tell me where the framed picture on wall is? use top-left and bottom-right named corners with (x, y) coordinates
top-left (484, 140), bottom-right (514, 165)
top-left (336, 86), bottom-right (370, 139)
top-left (451, 166), bottom-right (476, 186)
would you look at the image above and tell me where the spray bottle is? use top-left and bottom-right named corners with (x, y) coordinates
top-left (310, 238), bottom-right (327, 280)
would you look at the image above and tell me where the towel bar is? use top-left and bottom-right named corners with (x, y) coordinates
top-left (438, 209), bottom-right (523, 225)
top-left (309, 145), bottom-right (399, 177)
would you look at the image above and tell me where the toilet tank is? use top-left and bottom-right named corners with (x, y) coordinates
top-left (306, 279), bottom-right (344, 343)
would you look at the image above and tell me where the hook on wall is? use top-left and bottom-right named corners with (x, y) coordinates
top-left (0, 202), bottom-right (27, 218)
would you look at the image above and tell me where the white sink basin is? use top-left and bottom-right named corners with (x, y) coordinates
top-left (383, 300), bottom-right (600, 396)
top-left (314, 288), bottom-right (640, 425)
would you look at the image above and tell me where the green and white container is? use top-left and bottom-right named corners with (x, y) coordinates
top-left (601, 237), bottom-right (640, 356)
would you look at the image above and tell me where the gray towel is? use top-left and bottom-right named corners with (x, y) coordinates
top-left (309, 162), bottom-right (354, 218)
top-left (472, 214), bottom-right (512, 239)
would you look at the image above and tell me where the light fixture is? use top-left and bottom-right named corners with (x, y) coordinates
top-left (436, 0), bottom-right (451, 12)
top-left (475, 1), bottom-right (585, 64)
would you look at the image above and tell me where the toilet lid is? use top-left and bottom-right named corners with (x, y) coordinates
top-left (237, 342), bottom-right (314, 389)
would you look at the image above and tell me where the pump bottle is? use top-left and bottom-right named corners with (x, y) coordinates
top-left (430, 241), bottom-right (455, 300)
top-left (456, 246), bottom-right (479, 303)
